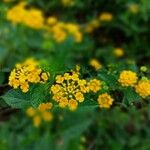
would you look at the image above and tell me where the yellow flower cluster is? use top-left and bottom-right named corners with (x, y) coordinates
top-left (51, 67), bottom-right (101, 111)
top-left (46, 18), bottom-right (82, 43)
top-left (118, 70), bottom-right (138, 87)
top-left (6, 2), bottom-right (82, 43)
top-left (98, 93), bottom-right (114, 109)
top-left (7, 2), bottom-right (44, 29)
top-left (26, 102), bottom-right (53, 127)
top-left (8, 58), bottom-right (50, 92)
top-left (89, 59), bottom-right (102, 71)
top-left (135, 80), bottom-right (150, 98)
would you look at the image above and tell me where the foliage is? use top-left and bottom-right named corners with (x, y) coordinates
top-left (0, 0), bottom-right (150, 149)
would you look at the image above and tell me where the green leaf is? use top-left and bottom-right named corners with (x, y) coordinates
top-left (98, 70), bottom-right (117, 88)
top-left (1, 90), bottom-right (30, 108)
top-left (123, 87), bottom-right (141, 104)
top-left (30, 84), bottom-right (48, 107)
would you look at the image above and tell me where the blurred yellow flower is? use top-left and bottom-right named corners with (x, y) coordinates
top-left (47, 16), bottom-right (58, 25)
top-left (23, 9), bottom-right (44, 29)
top-left (90, 59), bottom-right (102, 70)
top-left (114, 48), bottom-right (124, 57)
top-left (135, 80), bottom-right (150, 98)
top-left (7, 2), bottom-right (44, 29)
top-left (26, 102), bottom-right (53, 127)
top-left (99, 12), bottom-right (113, 21)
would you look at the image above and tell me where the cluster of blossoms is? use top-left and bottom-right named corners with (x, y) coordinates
top-left (6, 2), bottom-right (82, 43)
top-left (7, 2), bottom-right (44, 29)
top-left (26, 103), bottom-right (53, 127)
top-left (51, 66), bottom-right (102, 110)
top-left (118, 70), bottom-right (150, 98)
top-left (118, 70), bottom-right (138, 87)
top-left (135, 79), bottom-right (150, 98)
top-left (8, 58), bottom-right (49, 92)
top-left (98, 93), bottom-right (114, 109)
top-left (45, 17), bottom-right (82, 43)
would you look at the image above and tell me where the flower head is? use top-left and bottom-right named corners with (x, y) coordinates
top-left (135, 80), bottom-right (150, 98)
top-left (118, 70), bottom-right (138, 87)
top-left (87, 79), bottom-right (102, 93)
top-left (26, 102), bottom-right (53, 127)
top-left (89, 59), bottom-right (102, 70)
top-left (9, 58), bottom-right (50, 92)
top-left (51, 67), bottom-right (89, 111)
top-left (98, 93), bottom-right (114, 109)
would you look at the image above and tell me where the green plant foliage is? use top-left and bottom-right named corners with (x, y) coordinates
top-left (0, 0), bottom-right (150, 149)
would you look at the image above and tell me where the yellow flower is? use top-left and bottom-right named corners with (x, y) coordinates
top-left (20, 82), bottom-right (29, 93)
top-left (135, 80), bottom-right (150, 98)
top-left (52, 25), bottom-right (67, 42)
top-left (33, 116), bottom-right (41, 127)
top-left (88, 79), bottom-right (102, 93)
top-left (118, 70), bottom-right (138, 87)
top-left (7, 2), bottom-right (44, 29)
top-left (68, 99), bottom-right (78, 111)
top-left (99, 12), bottom-right (113, 21)
top-left (38, 102), bottom-right (53, 112)
top-left (98, 93), bottom-right (114, 109)
top-left (24, 9), bottom-right (44, 29)
top-left (65, 23), bottom-right (83, 43)
top-left (90, 59), bottom-right (102, 70)
top-left (47, 16), bottom-right (58, 25)
top-left (8, 58), bottom-right (50, 92)
top-left (51, 67), bottom-right (88, 111)
top-left (114, 48), bottom-right (124, 57)
top-left (41, 72), bottom-right (50, 82)
top-left (75, 92), bottom-right (84, 102)
top-left (42, 111), bottom-right (53, 122)
top-left (56, 75), bottom-right (64, 83)
top-left (7, 2), bottom-right (27, 24)
top-left (26, 102), bottom-right (53, 127)
top-left (26, 107), bottom-right (35, 117)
